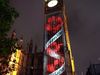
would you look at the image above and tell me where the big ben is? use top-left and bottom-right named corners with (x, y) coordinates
top-left (43, 0), bottom-right (75, 75)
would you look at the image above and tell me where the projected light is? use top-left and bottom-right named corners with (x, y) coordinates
top-left (48, 0), bottom-right (58, 7)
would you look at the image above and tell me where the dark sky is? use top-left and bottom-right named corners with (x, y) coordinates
top-left (10, 0), bottom-right (100, 75)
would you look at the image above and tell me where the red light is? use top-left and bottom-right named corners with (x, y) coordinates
top-left (45, 24), bottom-right (52, 31)
top-left (46, 42), bottom-right (63, 53)
top-left (47, 64), bottom-right (55, 72)
top-left (45, 16), bottom-right (63, 32)
top-left (54, 59), bottom-right (59, 66)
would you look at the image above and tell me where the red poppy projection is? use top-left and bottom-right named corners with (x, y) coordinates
top-left (46, 42), bottom-right (64, 72)
top-left (45, 15), bottom-right (65, 75)
top-left (45, 16), bottom-right (63, 33)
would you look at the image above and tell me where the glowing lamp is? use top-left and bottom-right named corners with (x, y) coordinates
top-left (48, 0), bottom-right (58, 7)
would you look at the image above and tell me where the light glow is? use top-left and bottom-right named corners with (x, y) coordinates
top-left (7, 49), bottom-right (22, 75)
top-left (12, 71), bottom-right (17, 75)
top-left (48, 0), bottom-right (58, 7)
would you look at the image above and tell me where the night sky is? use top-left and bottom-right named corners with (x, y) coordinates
top-left (10, 0), bottom-right (100, 75)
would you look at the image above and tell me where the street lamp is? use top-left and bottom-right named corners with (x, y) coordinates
top-left (47, 0), bottom-right (58, 7)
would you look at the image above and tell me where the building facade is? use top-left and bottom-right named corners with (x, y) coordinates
top-left (23, 41), bottom-right (43, 75)
top-left (86, 64), bottom-right (100, 75)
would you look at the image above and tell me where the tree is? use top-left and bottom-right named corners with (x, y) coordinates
top-left (0, 0), bottom-right (19, 38)
top-left (0, 0), bottom-right (19, 55)
top-left (0, 0), bottom-right (19, 74)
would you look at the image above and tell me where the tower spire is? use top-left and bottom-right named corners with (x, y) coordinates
top-left (34, 43), bottom-right (37, 54)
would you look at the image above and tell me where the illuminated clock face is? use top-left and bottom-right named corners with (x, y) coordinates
top-left (48, 0), bottom-right (58, 7)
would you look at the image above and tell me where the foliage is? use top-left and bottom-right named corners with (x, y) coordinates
top-left (0, 0), bottom-right (19, 38)
top-left (0, 0), bottom-right (19, 55)
top-left (0, 0), bottom-right (19, 74)
top-left (0, 38), bottom-right (17, 56)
